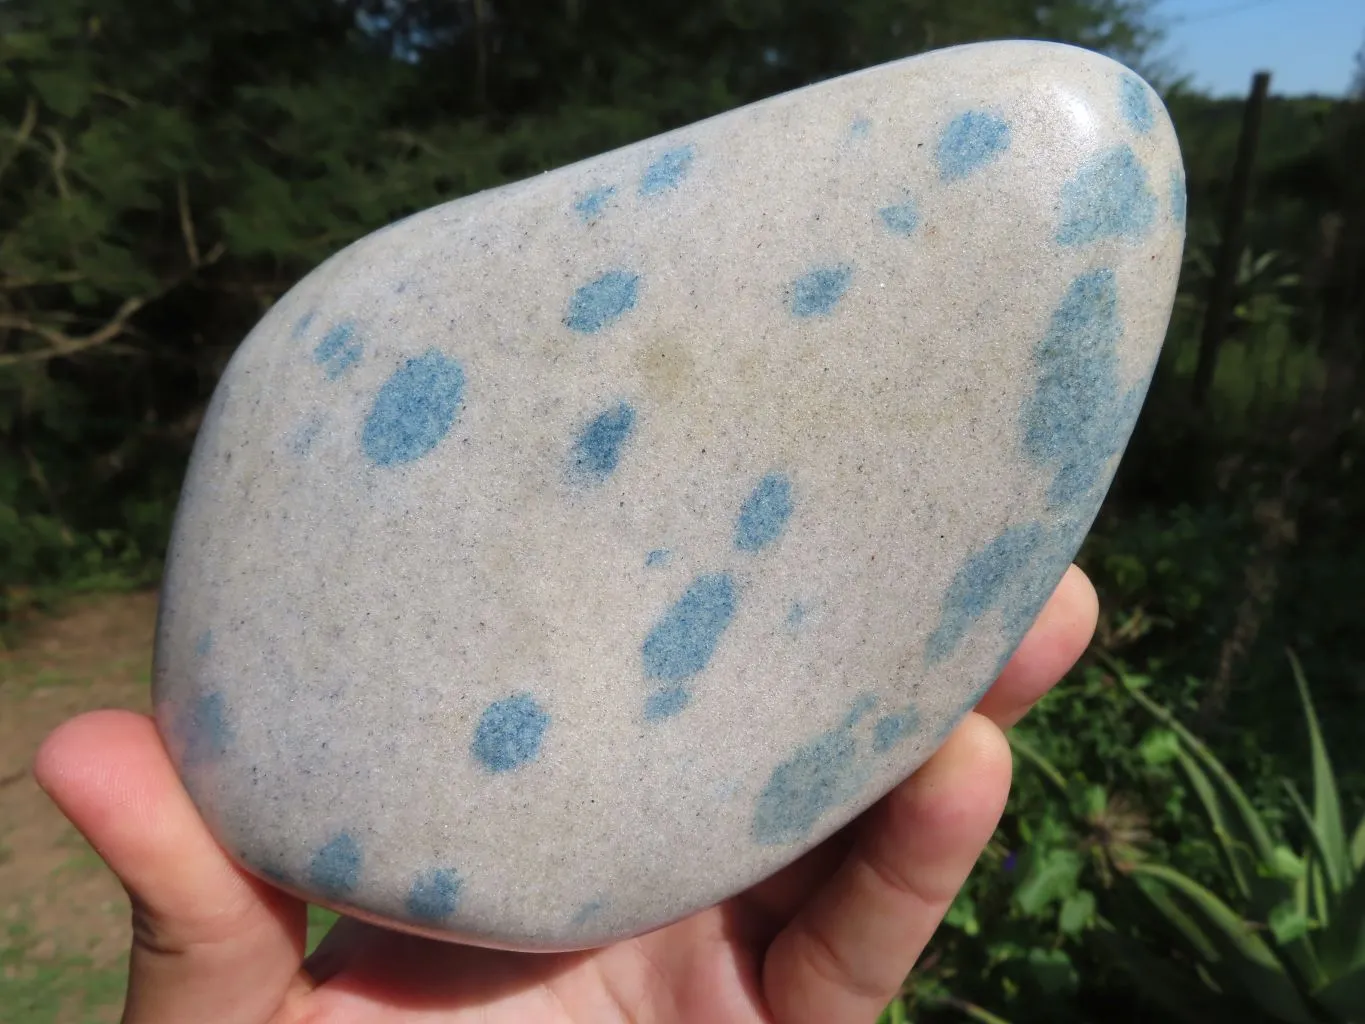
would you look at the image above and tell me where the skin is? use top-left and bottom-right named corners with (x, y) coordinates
top-left (34, 564), bottom-right (1098, 1024)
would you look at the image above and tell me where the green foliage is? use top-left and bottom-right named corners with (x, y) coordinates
top-left (0, 917), bottom-right (127, 1023)
top-left (1095, 655), bottom-right (1365, 1022)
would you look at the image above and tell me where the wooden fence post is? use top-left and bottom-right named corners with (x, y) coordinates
top-left (1191, 70), bottom-right (1272, 407)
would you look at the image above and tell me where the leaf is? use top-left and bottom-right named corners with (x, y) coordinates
top-left (1174, 746), bottom-right (1256, 904)
top-left (30, 70), bottom-right (91, 118)
top-left (1008, 732), bottom-right (1069, 797)
top-left (1139, 727), bottom-right (1181, 766)
top-left (1059, 889), bottom-right (1096, 936)
top-left (1025, 947), bottom-right (1078, 995)
top-left (1316, 854), bottom-right (1365, 977)
top-left (1126, 863), bottom-right (1318, 1023)
top-left (1014, 849), bottom-right (1082, 917)
top-left (1129, 870), bottom-right (1219, 962)
top-left (1352, 814), bottom-right (1365, 872)
top-left (944, 891), bottom-right (980, 937)
top-left (1268, 901), bottom-right (1311, 945)
top-left (1288, 649), bottom-right (1351, 894)
top-left (1270, 846), bottom-right (1307, 882)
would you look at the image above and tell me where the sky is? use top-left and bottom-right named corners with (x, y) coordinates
top-left (1156, 0), bottom-right (1363, 96)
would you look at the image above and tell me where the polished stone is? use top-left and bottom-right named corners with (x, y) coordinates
top-left (153, 39), bottom-right (1184, 951)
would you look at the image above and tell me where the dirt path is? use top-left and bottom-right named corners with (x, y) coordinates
top-left (1, 591), bottom-right (158, 1023)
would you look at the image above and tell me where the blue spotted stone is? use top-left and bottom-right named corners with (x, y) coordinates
top-left (361, 351), bottom-right (466, 466)
top-left (873, 706), bottom-right (920, 752)
top-left (571, 402), bottom-right (636, 482)
top-left (1119, 73), bottom-right (1154, 134)
top-left (791, 265), bottom-right (853, 317)
top-left (1057, 146), bottom-right (1157, 246)
top-left (734, 472), bottom-right (793, 552)
top-left (309, 833), bottom-right (362, 899)
top-left (156, 39), bottom-right (1182, 953)
top-left (640, 145), bottom-right (695, 196)
top-left (643, 572), bottom-right (737, 688)
top-left (1021, 269), bottom-right (1146, 509)
top-left (574, 185), bottom-right (617, 222)
top-left (878, 201), bottom-right (920, 236)
top-left (752, 723), bottom-right (858, 846)
top-left (176, 692), bottom-right (232, 768)
top-left (473, 694), bottom-right (550, 772)
top-left (313, 322), bottom-right (362, 379)
top-left (407, 868), bottom-right (463, 921)
top-left (937, 110), bottom-right (1010, 181)
top-left (565, 271), bottom-right (640, 334)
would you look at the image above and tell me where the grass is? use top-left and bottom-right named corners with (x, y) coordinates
top-left (0, 919), bottom-right (127, 1024)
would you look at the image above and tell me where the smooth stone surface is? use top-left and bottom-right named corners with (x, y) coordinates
top-left (153, 39), bottom-right (1185, 951)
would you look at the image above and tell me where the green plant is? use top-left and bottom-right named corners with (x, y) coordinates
top-left (1037, 652), bottom-right (1365, 1023)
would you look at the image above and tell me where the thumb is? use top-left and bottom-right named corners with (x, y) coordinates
top-left (33, 710), bottom-right (309, 1024)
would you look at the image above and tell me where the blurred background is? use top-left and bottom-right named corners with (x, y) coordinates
top-left (1, 1), bottom-right (1363, 1022)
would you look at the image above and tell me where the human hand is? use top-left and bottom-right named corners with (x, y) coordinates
top-left (34, 565), bottom-right (1097, 1024)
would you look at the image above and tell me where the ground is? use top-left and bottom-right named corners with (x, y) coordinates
top-left (0, 592), bottom-right (156, 1023)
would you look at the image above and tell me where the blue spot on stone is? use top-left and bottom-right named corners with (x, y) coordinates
top-left (313, 322), bottom-right (363, 379)
top-left (472, 693), bottom-right (550, 773)
top-left (179, 692), bottom-right (232, 767)
top-left (643, 572), bottom-right (737, 684)
top-left (645, 685), bottom-right (691, 721)
top-left (1120, 73), bottom-right (1154, 134)
top-left (735, 472), bottom-right (793, 552)
top-left (572, 900), bottom-right (605, 926)
top-left (571, 402), bottom-right (636, 482)
top-left (309, 833), bottom-right (362, 899)
top-left (194, 630), bottom-right (213, 658)
top-left (1021, 269), bottom-right (1143, 508)
top-left (849, 118), bottom-right (872, 139)
top-left (290, 415), bottom-right (324, 457)
top-left (879, 201), bottom-right (919, 236)
top-left (640, 145), bottom-right (695, 196)
top-left (645, 548), bottom-right (671, 568)
top-left (406, 868), bottom-right (463, 922)
top-left (574, 185), bottom-right (617, 222)
top-left (926, 523), bottom-right (1046, 665)
top-left (937, 111), bottom-right (1011, 181)
top-left (565, 270), bottom-right (640, 334)
top-left (1171, 169), bottom-right (1187, 224)
top-left (291, 311), bottom-right (315, 340)
top-left (842, 693), bottom-right (878, 728)
top-left (791, 265), bottom-right (852, 318)
top-left (361, 350), bottom-right (466, 467)
top-left (787, 601), bottom-right (808, 631)
top-left (873, 706), bottom-right (920, 752)
top-left (752, 725), bottom-right (857, 846)
top-left (1057, 145), bottom-right (1157, 246)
